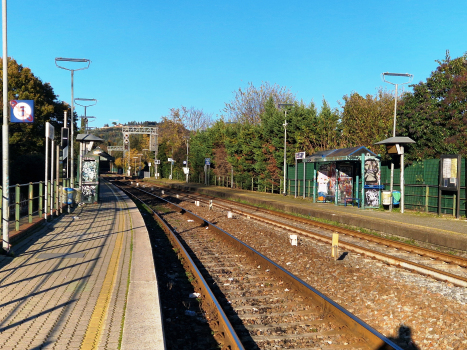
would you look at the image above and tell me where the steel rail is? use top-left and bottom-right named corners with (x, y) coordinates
top-left (114, 183), bottom-right (245, 350)
top-left (184, 194), bottom-right (467, 288)
top-left (122, 183), bottom-right (403, 350)
top-left (140, 183), bottom-right (467, 288)
top-left (156, 184), bottom-right (467, 268)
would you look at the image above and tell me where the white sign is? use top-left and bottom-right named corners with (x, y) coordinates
top-left (155, 159), bottom-right (160, 165)
top-left (168, 158), bottom-right (173, 162)
top-left (295, 151), bottom-right (306, 160)
top-left (46, 122), bottom-right (55, 140)
top-left (183, 167), bottom-right (190, 174)
top-left (148, 162), bottom-right (151, 166)
top-left (63, 146), bottom-right (68, 159)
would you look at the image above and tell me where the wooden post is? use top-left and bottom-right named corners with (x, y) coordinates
top-left (332, 233), bottom-right (339, 259)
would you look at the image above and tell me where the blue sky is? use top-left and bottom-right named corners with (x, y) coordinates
top-left (6, 0), bottom-right (467, 128)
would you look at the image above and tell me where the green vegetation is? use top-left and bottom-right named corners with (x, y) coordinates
top-left (6, 50), bottom-right (467, 186)
top-left (1, 58), bottom-right (69, 184)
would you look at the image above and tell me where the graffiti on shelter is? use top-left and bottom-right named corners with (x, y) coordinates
top-left (364, 158), bottom-right (381, 207)
top-left (82, 160), bottom-right (97, 183)
top-left (365, 189), bottom-right (379, 207)
top-left (317, 162), bottom-right (336, 201)
top-left (338, 165), bottom-right (353, 203)
top-left (82, 185), bottom-right (96, 199)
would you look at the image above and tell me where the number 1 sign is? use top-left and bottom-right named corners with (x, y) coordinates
top-left (10, 100), bottom-right (34, 123)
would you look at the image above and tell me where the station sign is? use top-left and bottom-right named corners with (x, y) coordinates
top-left (295, 152), bottom-right (306, 160)
top-left (205, 158), bottom-right (211, 165)
top-left (10, 100), bottom-right (34, 123)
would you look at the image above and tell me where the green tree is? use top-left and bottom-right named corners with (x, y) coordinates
top-left (340, 88), bottom-right (394, 155)
top-left (0, 57), bottom-right (69, 183)
top-left (398, 51), bottom-right (467, 160)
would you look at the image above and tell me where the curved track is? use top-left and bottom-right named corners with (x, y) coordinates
top-left (114, 179), bottom-right (403, 350)
top-left (146, 182), bottom-right (467, 288)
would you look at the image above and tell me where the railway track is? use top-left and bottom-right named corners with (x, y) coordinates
top-left (142, 182), bottom-right (467, 288)
top-left (113, 179), bottom-right (402, 350)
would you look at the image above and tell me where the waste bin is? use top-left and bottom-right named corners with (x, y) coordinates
top-left (392, 191), bottom-right (401, 205)
top-left (63, 188), bottom-right (74, 205)
top-left (382, 191), bottom-right (392, 205)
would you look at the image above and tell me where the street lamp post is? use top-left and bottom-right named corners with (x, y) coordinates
top-left (382, 72), bottom-right (413, 211)
top-left (55, 58), bottom-right (91, 188)
top-left (278, 104), bottom-right (294, 196)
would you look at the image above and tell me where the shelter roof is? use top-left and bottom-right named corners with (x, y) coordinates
top-left (89, 146), bottom-right (114, 161)
top-left (374, 136), bottom-right (415, 145)
top-left (76, 134), bottom-right (104, 143)
top-left (306, 146), bottom-right (377, 163)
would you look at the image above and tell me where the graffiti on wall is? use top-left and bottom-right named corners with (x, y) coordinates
top-left (317, 163), bottom-right (336, 202)
top-left (82, 185), bottom-right (96, 201)
top-left (364, 158), bottom-right (380, 207)
top-left (338, 165), bottom-right (353, 203)
top-left (82, 160), bottom-right (97, 183)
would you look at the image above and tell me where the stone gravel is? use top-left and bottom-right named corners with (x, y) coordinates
top-left (175, 198), bottom-right (467, 350)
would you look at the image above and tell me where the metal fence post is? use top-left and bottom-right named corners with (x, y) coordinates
top-left (425, 185), bottom-right (429, 213)
top-left (453, 194), bottom-right (456, 216)
top-left (39, 181), bottom-right (43, 218)
top-left (53, 179), bottom-right (56, 217)
top-left (29, 182), bottom-right (33, 223)
top-left (48, 180), bottom-right (51, 219)
top-left (15, 184), bottom-right (20, 231)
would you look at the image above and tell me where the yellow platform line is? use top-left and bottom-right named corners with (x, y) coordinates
top-left (81, 199), bottom-right (126, 350)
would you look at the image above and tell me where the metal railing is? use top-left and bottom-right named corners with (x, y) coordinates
top-left (1, 178), bottom-right (71, 232)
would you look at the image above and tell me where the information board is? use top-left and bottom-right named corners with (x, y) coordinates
top-left (439, 155), bottom-right (461, 191)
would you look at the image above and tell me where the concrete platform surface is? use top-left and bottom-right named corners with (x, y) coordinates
top-left (0, 181), bottom-right (164, 350)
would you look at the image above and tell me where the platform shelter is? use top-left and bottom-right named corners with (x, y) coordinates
top-left (303, 146), bottom-right (383, 209)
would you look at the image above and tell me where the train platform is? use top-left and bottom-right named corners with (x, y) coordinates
top-left (146, 179), bottom-right (467, 251)
top-left (0, 181), bottom-right (165, 350)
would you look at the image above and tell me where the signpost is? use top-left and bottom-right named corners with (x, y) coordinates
top-left (295, 152), bottom-right (306, 198)
top-left (155, 159), bottom-right (160, 178)
top-left (168, 158), bottom-right (174, 179)
top-left (205, 158), bottom-right (211, 185)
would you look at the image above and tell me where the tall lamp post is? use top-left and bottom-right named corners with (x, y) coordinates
top-left (278, 104), bottom-right (294, 196)
top-left (2, 0), bottom-right (9, 252)
top-left (381, 72), bottom-right (413, 211)
top-left (55, 57), bottom-right (91, 188)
